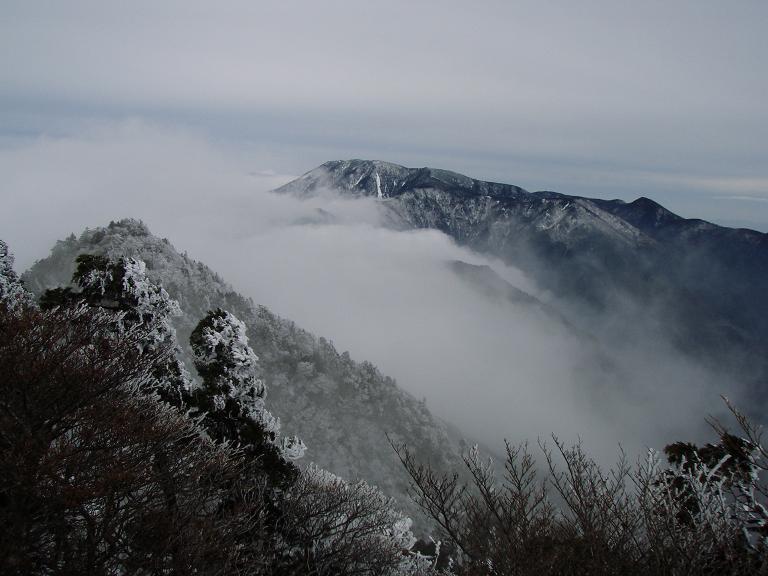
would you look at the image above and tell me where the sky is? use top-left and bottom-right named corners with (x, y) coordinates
top-left (0, 1), bottom-right (760, 460)
top-left (1, 0), bottom-right (767, 231)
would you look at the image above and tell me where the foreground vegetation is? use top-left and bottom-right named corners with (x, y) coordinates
top-left (1, 239), bottom-right (766, 574)
top-left (395, 403), bottom-right (768, 575)
top-left (0, 243), bottom-right (431, 575)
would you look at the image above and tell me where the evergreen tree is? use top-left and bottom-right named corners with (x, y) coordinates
top-left (662, 422), bottom-right (767, 541)
top-left (0, 240), bottom-right (32, 310)
top-left (665, 433), bottom-right (759, 487)
top-left (189, 308), bottom-right (304, 487)
top-left (40, 254), bottom-right (191, 405)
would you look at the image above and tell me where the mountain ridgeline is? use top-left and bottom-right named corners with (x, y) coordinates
top-left (277, 160), bottom-right (768, 393)
top-left (22, 219), bottom-right (466, 526)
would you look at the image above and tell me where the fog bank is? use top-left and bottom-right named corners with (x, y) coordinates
top-left (0, 121), bottom-right (736, 463)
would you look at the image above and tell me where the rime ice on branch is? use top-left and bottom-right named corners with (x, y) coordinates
top-left (190, 309), bottom-right (305, 485)
top-left (0, 240), bottom-right (32, 309)
top-left (40, 254), bottom-right (192, 404)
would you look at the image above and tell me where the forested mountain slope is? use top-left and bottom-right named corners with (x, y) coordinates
top-left (23, 219), bottom-right (466, 523)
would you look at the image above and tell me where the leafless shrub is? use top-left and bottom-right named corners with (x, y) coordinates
top-left (276, 465), bottom-right (436, 576)
top-left (394, 406), bottom-right (768, 575)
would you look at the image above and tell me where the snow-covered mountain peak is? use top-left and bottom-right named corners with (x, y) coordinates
top-left (275, 160), bottom-right (768, 388)
top-left (275, 159), bottom-right (530, 201)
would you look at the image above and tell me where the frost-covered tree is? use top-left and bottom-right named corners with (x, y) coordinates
top-left (189, 308), bottom-right (304, 486)
top-left (40, 254), bottom-right (191, 405)
top-left (662, 431), bottom-right (763, 529)
top-left (0, 296), bottom-right (269, 576)
top-left (0, 240), bottom-right (32, 310)
top-left (187, 309), bottom-right (443, 574)
top-left (4, 242), bottom-right (442, 575)
top-left (648, 401), bottom-right (768, 558)
top-left (395, 403), bottom-right (768, 576)
top-left (278, 464), bottom-right (436, 576)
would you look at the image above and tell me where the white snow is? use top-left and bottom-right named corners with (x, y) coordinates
top-left (0, 240), bottom-right (32, 310)
top-left (193, 309), bottom-right (306, 459)
top-left (281, 435), bottom-right (307, 460)
top-left (375, 171), bottom-right (383, 199)
top-left (116, 258), bottom-right (183, 350)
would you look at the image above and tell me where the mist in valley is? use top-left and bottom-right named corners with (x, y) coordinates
top-left (0, 121), bottom-right (740, 464)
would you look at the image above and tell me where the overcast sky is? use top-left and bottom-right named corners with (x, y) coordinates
top-left (2, 0), bottom-right (767, 233)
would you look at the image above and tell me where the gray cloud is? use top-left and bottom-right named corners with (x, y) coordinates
top-left (712, 195), bottom-right (768, 203)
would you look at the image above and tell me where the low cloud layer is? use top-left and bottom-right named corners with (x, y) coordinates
top-left (0, 122), bottom-right (737, 463)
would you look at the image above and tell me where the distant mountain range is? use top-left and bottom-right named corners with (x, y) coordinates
top-left (277, 159), bottom-right (768, 394)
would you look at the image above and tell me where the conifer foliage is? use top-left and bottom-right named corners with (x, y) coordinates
top-left (41, 253), bottom-right (191, 405)
top-left (0, 239), bottom-right (32, 310)
top-left (189, 308), bottom-right (304, 486)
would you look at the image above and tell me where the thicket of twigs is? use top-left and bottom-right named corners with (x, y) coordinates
top-left (394, 404), bottom-right (768, 575)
